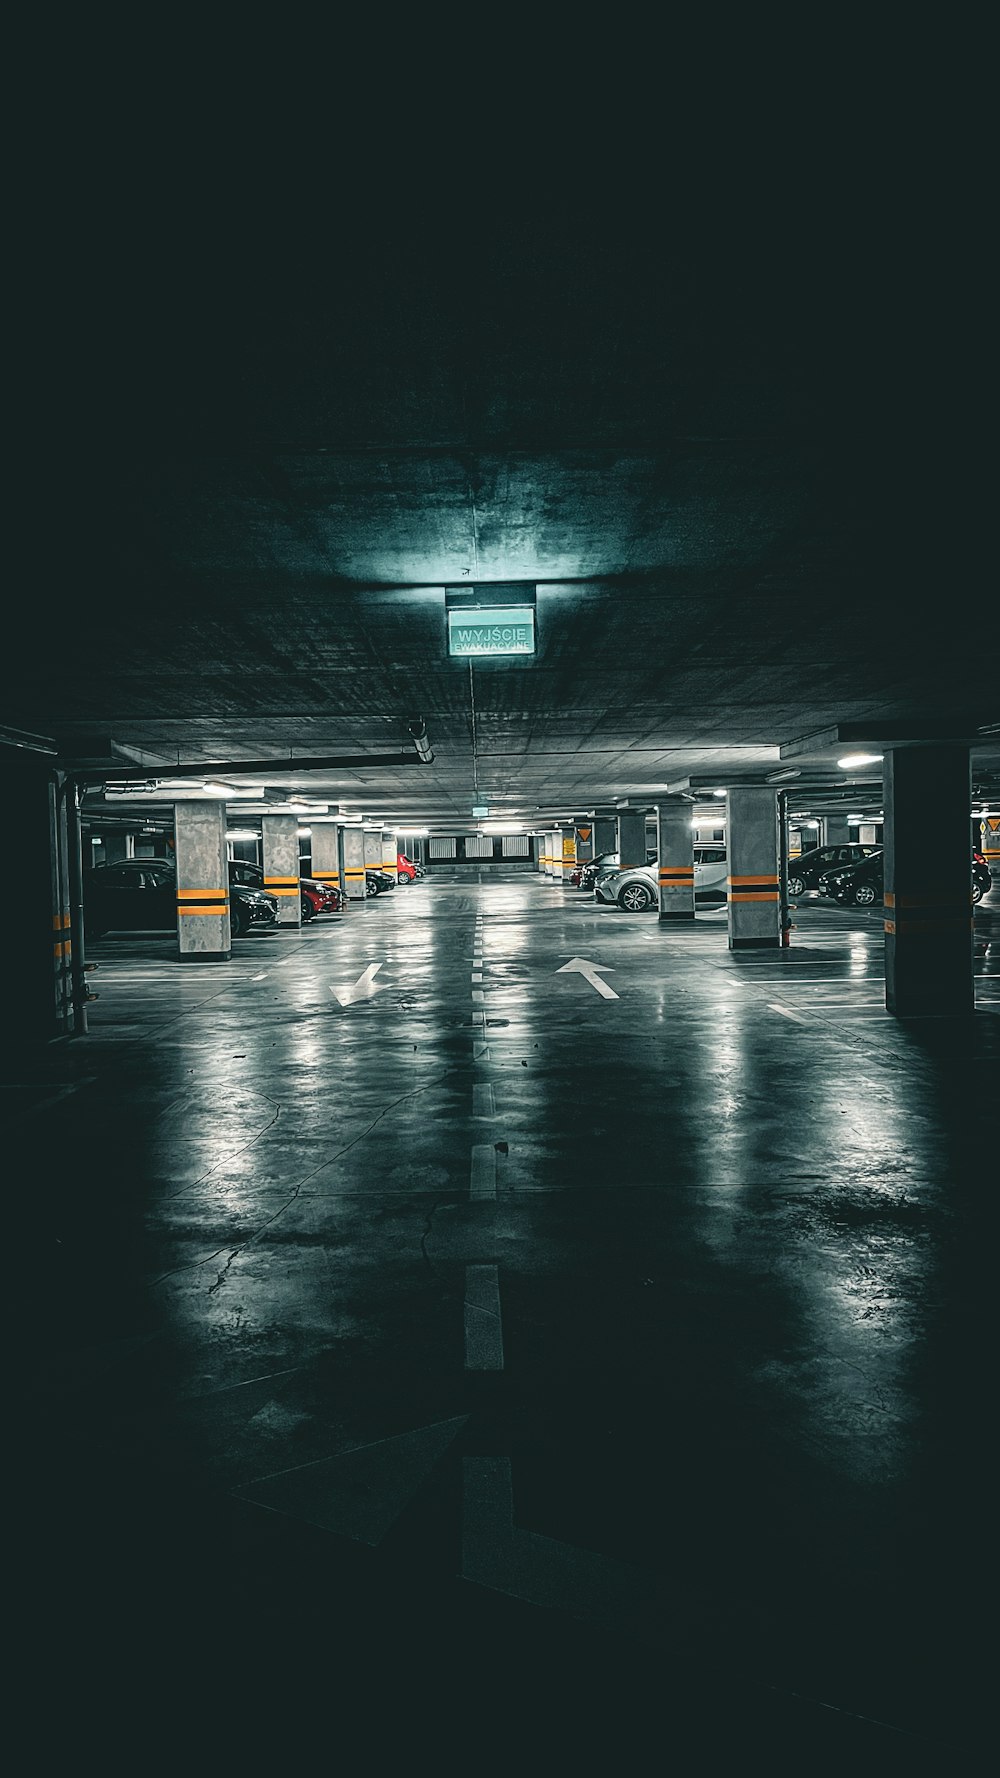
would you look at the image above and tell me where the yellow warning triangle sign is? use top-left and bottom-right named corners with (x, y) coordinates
top-left (576, 826), bottom-right (592, 842)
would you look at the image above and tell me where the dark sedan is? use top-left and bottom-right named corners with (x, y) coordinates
top-left (365, 868), bottom-right (396, 896)
top-left (819, 852), bottom-right (992, 907)
top-left (786, 843), bottom-right (881, 897)
top-left (85, 858), bottom-right (278, 937)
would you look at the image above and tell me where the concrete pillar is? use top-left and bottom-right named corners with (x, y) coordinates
top-left (363, 830), bottom-right (382, 870)
top-left (343, 826), bottom-right (367, 902)
top-left (4, 760), bottom-right (78, 1044)
top-left (310, 821), bottom-right (342, 899)
top-left (982, 815), bottom-right (1000, 872)
top-left (655, 800), bottom-right (695, 921)
top-left (617, 812), bottom-right (645, 870)
top-left (884, 746), bottom-right (972, 1016)
top-left (102, 832), bottom-right (130, 863)
top-left (174, 801), bottom-right (231, 960)
top-left (262, 814), bottom-right (302, 927)
top-left (381, 829), bottom-right (398, 883)
top-left (593, 817), bottom-right (617, 857)
top-left (50, 776), bottom-right (75, 1034)
top-left (548, 832), bottom-right (572, 889)
top-left (536, 835), bottom-right (545, 872)
top-left (727, 787), bottom-right (781, 950)
top-left (823, 815), bottom-right (852, 845)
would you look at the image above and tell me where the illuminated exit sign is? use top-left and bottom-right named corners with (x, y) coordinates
top-left (447, 606), bottom-right (536, 658)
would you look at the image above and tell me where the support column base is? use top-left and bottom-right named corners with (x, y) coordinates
top-left (886, 998), bottom-right (975, 1017)
top-left (658, 910), bottom-right (695, 922)
top-left (729, 936), bottom-right (781, 950)
top-left (178, 950), bottom-right (232, 962)
top-left (886, 932), bottom-right (973, 1015)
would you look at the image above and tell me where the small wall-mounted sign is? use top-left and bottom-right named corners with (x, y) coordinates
top-left (447, 607), bottom-right (536, 658)
top-left (472, 805), bottom-right (490, 817)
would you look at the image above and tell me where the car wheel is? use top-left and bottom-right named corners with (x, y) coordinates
top-left (619, 883), bottom-right (653, 912)
top-left (397, 873), bottom-right (410, 885)
top-left (972, 882), bottom-right (984, 904)
top-left (301, 896), bottom-right (317, 922)
top-left (231, 904), bottom-right (248, 938)
top-left (854, 882), bottom-right (878, 906)
top-left (787, 874), bottom-right (806, 898)
top-left (365, 880), bottom-right (378, 897)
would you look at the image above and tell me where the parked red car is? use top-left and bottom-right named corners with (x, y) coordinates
top-left (396, 854), bottom-right (421, 883)
top-left (301, 877), bottom-right (345, 915)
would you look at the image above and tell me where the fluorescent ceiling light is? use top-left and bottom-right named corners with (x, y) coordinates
top-left (203, 781), bottom-right (235, 797)
top-left (712, 789), bottom-right (726, 797)
top-left (837, 753), bottom-right (883, 769)
top-left (297, 828), bottom-right (311, 838)
top-left (226, 830), bottom-right (260, 841)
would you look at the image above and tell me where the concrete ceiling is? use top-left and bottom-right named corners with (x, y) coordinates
top-left (8, 168), bottom-right (999, 829)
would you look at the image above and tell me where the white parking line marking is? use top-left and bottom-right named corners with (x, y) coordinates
top-left (470, 1142), bottom-right (497, 1196)
top-left (472, 990), bottom-right (485, 1004)
top-left (251, 973), bottom-right (269, 981)
top-left (471, 972), bottom-right (483, 984)
top-left (768, 1002), bottom-right (808, 1022)
top-left (464, 1265), bottom-right (504, 1370)
top-left (473, 1084), bottom-right (495, 1119)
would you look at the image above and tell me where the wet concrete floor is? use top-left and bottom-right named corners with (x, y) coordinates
top-left (9, 872), bottom-right (997, 1761)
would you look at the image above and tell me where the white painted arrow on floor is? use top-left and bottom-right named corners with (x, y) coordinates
top-left (330, 962), bottom-right (383, 1006)
top-left (555, 957), bottom-right (619, 999)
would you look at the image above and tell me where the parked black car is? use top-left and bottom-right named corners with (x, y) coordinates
top-left (786, 843), bottom-right (881, 897)
top-left (85, 858), bottom-right (278, 937)
top-left (819, 852), bottom-right (992, 907)
top-left (365, 868), bottom-right (396, 896)
top-left (577, 849), bottom-right (655, 891)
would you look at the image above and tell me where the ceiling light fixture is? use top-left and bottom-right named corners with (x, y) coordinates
top-left (837, 753), bottom-right (883, 769)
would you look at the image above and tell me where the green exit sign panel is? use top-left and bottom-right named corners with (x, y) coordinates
top-left (447, 607), bottom-right (535, 658)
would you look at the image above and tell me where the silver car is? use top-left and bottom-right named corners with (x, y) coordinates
top-left (595, 852), bottom-right (728, 911)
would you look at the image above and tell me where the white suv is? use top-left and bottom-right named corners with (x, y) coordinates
top-left (595, 850), bottom-right (728, 911)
